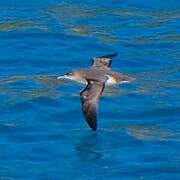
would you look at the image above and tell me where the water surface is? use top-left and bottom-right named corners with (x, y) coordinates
top-left (0, 0), bottom-right (180, 179)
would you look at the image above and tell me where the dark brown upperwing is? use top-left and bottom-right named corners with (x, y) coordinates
top-left (80, 79), bottom-right (105, 131)
top-left (91, 53), bottom-right (118, 68)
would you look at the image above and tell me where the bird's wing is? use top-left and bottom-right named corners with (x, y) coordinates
top-left (80, 78), bottom-right (106, 131)
top-left (91, 53), bottom-right (118, 68)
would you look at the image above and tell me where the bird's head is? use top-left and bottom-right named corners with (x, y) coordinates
top-left (57, 71), bottom-right (83, 82)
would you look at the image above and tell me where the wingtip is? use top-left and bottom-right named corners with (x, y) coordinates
top-left (85, 115), bottom-right (98, 131)
top-left (91, 125), bottom-right (97, 131)
top-left (86, 118), bottom-right (97, 131)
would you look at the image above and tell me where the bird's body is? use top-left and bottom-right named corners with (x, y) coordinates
top-left (57, 53), bottom-right (135, 131)
top-left (59, 67), bottom-right (132, 85)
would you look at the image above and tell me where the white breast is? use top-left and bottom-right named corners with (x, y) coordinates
top-left (105, 76), bottom-right (117, 86)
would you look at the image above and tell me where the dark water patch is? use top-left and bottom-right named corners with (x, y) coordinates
top-left (101, 106), bottom-right (180, 121)
top-left (5, 101), bottom-right (37, 113)
top-left (127, 33), bottom-right (180, 45)
top-left (0, 58), bottom-right (30, 66)
top-left (43, 109), bottom-right (83, 126)
top-left (0, 32), bottom-right (80, 41)
top-left (0, 124), bottom-right (18, 134)
top-left (5, 133), bottom-right (67, 144)
top-left (30, 96), bottom-right (59, 107)
top-left (8, 79), bottom-right (42, 90)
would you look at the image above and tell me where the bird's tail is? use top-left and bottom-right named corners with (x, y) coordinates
top-left (98, 52), bottom-right (118, 59)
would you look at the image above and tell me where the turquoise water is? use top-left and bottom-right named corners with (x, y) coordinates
top-left (0, 0), bottom-right (180, 179)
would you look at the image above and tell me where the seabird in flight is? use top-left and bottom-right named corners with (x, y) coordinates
top-left (57, 53), bottom-right (135, 131)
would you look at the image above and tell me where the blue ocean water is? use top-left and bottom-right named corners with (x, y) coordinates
top-left (0, 0), bottom-right (180, 179)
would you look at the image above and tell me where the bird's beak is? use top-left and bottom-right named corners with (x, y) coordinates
top-left (57, 75), bottom-right (68, 80)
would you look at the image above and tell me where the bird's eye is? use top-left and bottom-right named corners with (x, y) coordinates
top-left (65, 72), bottom-right (73, 76)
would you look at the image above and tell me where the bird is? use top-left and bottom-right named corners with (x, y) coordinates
top-left (57, 53), bottom-right (135, 131)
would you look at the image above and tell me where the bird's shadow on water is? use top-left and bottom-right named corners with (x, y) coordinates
top-left (75, 133), bottom-right (103, 161)
top-left (73, 126), bottom-right (140, 164)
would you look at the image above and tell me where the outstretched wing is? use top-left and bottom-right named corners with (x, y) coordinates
top-left (80, 79), bottom-right (105, 131)
top-left (92, 53), bottom-right (118, 68)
